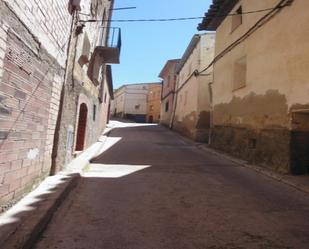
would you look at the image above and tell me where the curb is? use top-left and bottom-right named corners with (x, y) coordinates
top-left (0, 173), bottom-right (80, 249)
top-left (197, 144), bottom-right (309, 195)
top-left (0, 126), bottom-right (114, 249)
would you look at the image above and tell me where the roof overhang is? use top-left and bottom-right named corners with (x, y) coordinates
top-left (158, 59), bottom-right (180, 78)
top-left (175, 35), bottom-right (201, 74)
top-left (197, 0), bottom-right (239, 31)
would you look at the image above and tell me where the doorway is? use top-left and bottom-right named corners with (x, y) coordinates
top-left (290, 111), bottom-right (309, 174)
top-left (75, 103), bottom-right (88, 151)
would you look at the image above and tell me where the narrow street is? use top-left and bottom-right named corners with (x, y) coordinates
top-left (34, 120), bottom-right (309, 249)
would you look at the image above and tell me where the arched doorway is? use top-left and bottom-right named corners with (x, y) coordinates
top-left (75, 103), bottom-right (88, 151)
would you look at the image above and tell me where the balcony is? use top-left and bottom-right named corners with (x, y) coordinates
top-left (88, 27), bottom-right (121, 85)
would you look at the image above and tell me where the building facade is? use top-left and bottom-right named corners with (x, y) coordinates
top-left (113, 83), bottom-right (161, 123)
top-left (172, 33), bottom-right (215, 142)
top-left (146, 83), bottom-right (162, 123)
top-left (0, 0), bottom-right (118, 206)
top-left (198, 0), bottom-right (309, 174)
top-left (159, 59), bottom-right (180, 127)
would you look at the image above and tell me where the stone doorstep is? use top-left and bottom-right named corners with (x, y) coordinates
top-left (198, 144), bottom-right (309, 194)
top-left (0, 173), bottom-right (80, 249)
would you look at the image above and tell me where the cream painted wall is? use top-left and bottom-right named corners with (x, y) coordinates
top-left (213, 0), bottom-right (309, 129)
top-left (173, 33), bottom-right (215, 140)
top-left (113, 84), bottom-right (152, 116)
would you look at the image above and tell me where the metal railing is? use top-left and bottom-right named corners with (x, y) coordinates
top-left (99, 27), bottom-right (121, 52)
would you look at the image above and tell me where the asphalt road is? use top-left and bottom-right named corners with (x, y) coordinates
top-left (34, 121), bottom-right (309, 249)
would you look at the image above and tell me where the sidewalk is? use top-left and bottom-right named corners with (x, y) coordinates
top-left (0, 125), bottom-right (114, 249)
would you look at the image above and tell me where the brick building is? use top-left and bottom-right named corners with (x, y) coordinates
top-left (146, 83), bottom-right (162, 123)
top-left (0, 0), bottom-right (119, 207)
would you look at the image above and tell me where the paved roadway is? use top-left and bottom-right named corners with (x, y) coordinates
top-left (34, 120), bottom-right (309, 249)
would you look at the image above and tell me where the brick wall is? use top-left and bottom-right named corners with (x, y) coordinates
top-left (0, 26), bottom-right (64, 205)
top-left (5, 0), bottom-right (71, 66)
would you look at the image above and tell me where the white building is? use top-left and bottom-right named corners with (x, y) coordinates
top-left (113, 83), bottom-right (151, 122)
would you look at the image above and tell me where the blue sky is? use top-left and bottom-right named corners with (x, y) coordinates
top-left (111, 0), bottom-right (212, 89)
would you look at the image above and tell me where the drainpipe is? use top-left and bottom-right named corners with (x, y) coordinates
top-left (170, 75), bottom-right (179, 129)
top-left (208, 81), bottom-right (213, 145)
top-left (50, 11), bottom-right (77, 175)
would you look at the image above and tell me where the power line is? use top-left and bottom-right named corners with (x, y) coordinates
top-left (79, 5), bottom-right (288, 23)
top-left (196, 0), bottom-right (292, 75)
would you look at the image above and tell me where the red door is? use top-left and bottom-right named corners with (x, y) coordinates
top-left (75, 103), bottom-right (88, 151)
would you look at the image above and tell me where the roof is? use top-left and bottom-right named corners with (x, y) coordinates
top-left (197, 0), bottom-right (239, 31)
top-left (114, 82), bottom-right (161, 93)
top-left (175, 34), bottom-right (201, 74)
top-left (158, 59), bottom-right (181, 78)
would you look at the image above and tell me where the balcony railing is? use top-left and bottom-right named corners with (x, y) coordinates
top-left (101, 27), bottom-right (122, 52)
top-left (97, 27), bottom-right (121, 63)
top-left (88, 27), bottom-right (121, 85)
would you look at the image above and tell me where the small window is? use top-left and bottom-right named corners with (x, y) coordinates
top-left (104, 93), bottom-right (107, 103)
top-left (231, 6), bottom-right (242, 32)
top-left (150, 105), bottom-right (154, 111)
top-left (135, 104), bottom-right (140, 110)
top-left (233, 56), bottom-right (247, 90)
top-left (93, 104), bottom-right (96, 121)
top-left (165, 101), bottom-right (169, 112)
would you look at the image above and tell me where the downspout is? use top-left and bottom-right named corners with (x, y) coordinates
top-left (50, 11), bottom-right (77, 175)
top-left (170, 75), bottom-right (179, 129)
top-left (208, 81), bottom-right (213, 145)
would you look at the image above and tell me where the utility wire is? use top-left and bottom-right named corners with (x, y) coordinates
top-left (79, 5), bottom-right (290, 23)
top-left (196, 0), bottom-right (293, 75)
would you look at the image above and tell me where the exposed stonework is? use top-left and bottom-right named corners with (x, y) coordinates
top-left (199, 0), bottom-right (309, 174)
top-left (211, 126), bottom-right (290, 173)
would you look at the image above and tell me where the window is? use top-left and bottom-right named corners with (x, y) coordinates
top-left (231, 6), bottom-right (242, 32)
top-left (167, 75), bottom-right (171, 87)
top-left (93, 104), bottom-right (96, 121)
top-left (135, 104), bottom-right (140, 110)
top-left (233, 56), bottom-right (247, 90)
top-left (104, 93), bottom-right (107, 103)
top-left (165, 101), bottom-right (169, 112)
top-left (150, 105), bottom-right (154, 111)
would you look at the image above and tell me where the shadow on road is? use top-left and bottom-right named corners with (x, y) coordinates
top-left (2, 121), bottom-right (309, 249)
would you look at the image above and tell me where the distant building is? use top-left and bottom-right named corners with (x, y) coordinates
top-left (198, 0), bottom-right (309, 174)
top-left (113, 83), bottom-right (160, 123)
top-left (172, 33), bottom-right (215, 142)
top-left (159, 59), bottom-right (180, 127)
top-left (147, 83), bottom-right (162, 123)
